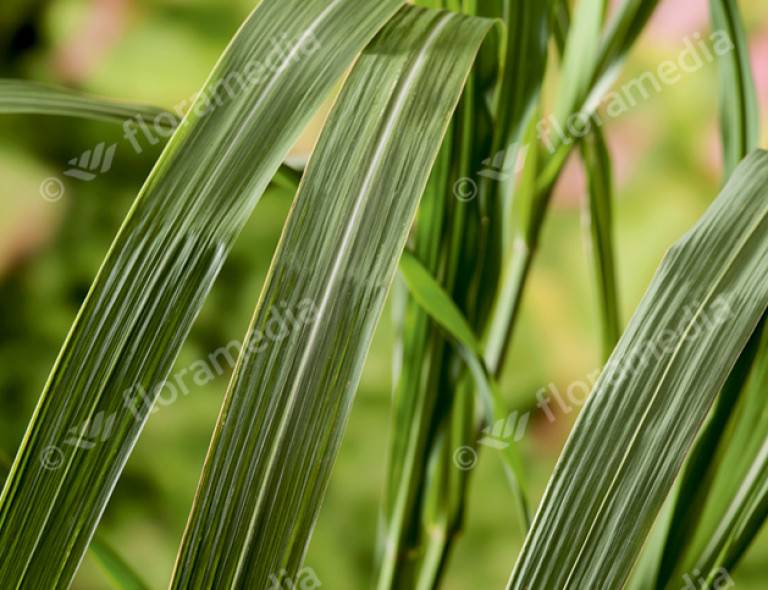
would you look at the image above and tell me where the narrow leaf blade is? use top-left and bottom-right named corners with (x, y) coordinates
top-left (0, 0), bottom-right (402, 585)
top-left (508, 150), bottom-right (768, 589)
top-left (171, 6), bottom-right (496, 588)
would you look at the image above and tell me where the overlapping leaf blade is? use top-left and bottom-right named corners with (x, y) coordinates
top-left (0, 0), bottom-right (403, 585)
top-left (376, 2), bottom-right (550, 587)
top-left (647, 3), bottom-right (765, 584)
top-left (171, 6), bottom-right (495, 588)
top-left (0, 80), bottom-right (303, 192)
top-left (508, 150), bottom-right (768, 589)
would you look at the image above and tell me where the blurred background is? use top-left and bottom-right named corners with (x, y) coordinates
top-left (1, 0), bottom-right (768, 588)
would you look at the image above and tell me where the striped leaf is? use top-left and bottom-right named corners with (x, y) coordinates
top-left (171, 6), bottom-right (496, 587)
top-left (710, 0), bottom-right (759, 177)
top-left (508, 150), bottom-right (768, 589)
top-left (0, 457), bottom-right (146, 590)
top-left (0, 79), bottom-right (302, 192)
top-left (0, 79), bottom-right (171, 127)
top-left (647, 4), bottom-right (764, 584)
top-left (0, 0), bottom-right (403, 585)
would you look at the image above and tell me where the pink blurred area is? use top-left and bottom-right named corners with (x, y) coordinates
top-left (751, 31), bottom-right (768, 109)
top-left (555, 0), bottom-right (767, 208)
top-left (53, 0), bottom-right (130, 83)
top-left (608, 0), bottom-right (709, 42)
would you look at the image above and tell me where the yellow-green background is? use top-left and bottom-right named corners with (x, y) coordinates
top-left (1, 0), bottom-right (767, 588)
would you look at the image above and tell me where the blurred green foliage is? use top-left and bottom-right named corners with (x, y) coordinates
top-left (1, 1), bottom-right (767, 588)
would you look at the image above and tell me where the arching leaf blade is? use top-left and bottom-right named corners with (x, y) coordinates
top-left (508, 150), bottom-right (768, 589)
top-left (0, 0), bottom-right (403, 586)
top-left (170, 7), bottom-right (496, 587)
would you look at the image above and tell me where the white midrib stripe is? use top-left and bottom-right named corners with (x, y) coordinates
top-left (558, 198), bottom-right (768, 589)
top-left (234, 12), bottom-right (454, 584)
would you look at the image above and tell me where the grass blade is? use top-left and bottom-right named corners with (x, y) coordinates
top-left (0, 79), bottom-right (303, 191)
top-left (508, 150), bottom-right (768, 589)
top-left (710, 0), bottom-right (759, 177)
top-left (89, 539), bottom-right (151, 590)
top-left (0, 0), bottom-right (403, 585)
top-left (0, 456), bottom-right (146, 590)
top-left (537, 0), bottom-right (662, 195)
top-left (652, 321), bottom-right (768, 588)
top-left (582, 131), bottom-right (621, 359)
top-left (0, 79), bottom-right (172, 127)
top-left (375, 1), bottom-right (549, 585)
top-left (399, 251), bottom-right (529, 525)
top-left (646, 4), bottom-right (763, 583)
top-left (171, 6), bottom-right (495, 587)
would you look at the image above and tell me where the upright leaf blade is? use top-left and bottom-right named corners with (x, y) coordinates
top-left (710, 0), bottom-right (759, 177)
top-left (0, 0), bottom-right (403, 586)
top-left (582, 131), bottom-right (621, 359)
top-left (171, 6), bottom-right (496, 588)
top-left (508, 150), bottom-right (768, 589)
top-left (646, 5), bottom-right (763, 583)
top-left (398, 251), bottom-right (529, 521)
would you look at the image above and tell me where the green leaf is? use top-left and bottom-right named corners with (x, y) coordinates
top-left (375, 2), bottom-right (550, 586)
top-left (170, 6), bottom-right (496, 587)
top-left (481, 0), bottom-right (552, 372)
top-left (652, 320), bottom-right (768, 588)
top-left (0, 79), bottom-right (173, 127)
top-left (710, 0), bottom-right (760, 177)
top-left (554, 0), bottom-right (607, 125)
top-left (508, 150), bottom-right (768, 589)
top-left (0, 79), bottom-right (303, 192)
top-left (645, 4), bottom-right (763, 584)
top-left (89, 539), bottom-right (151, 590)
top-left (398, 250), bottom-right (528, 520)
top-left (0, 0), bottom-right (403, 586)
top-left (0, 456), bottom-right (146, 590)
top-left (582, 131), bottom-right (621, 360)
top-left (556, 0), bottom-right (621, 360)
top-left (538, 0), bottom-right (662, 194)
top-left (399, 251), bottom-right (483, 355)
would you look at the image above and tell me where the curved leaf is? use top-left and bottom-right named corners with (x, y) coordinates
top-left (0, 0), bottom-right (403, 586)
top-left (170, 7), bottom-right (496, 587)
top-left (508, 150), bottom-right (768, 589)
